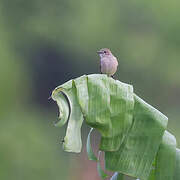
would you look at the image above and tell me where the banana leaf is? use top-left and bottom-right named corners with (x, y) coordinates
top-left (74, 74), bottom-right (134, 151)
top-left (86, 128), bottom-right (98, 161)
top-left (51, 74), bottom-right (179, 180)
top-left (52, 80), bottom-right (83, 153)
top-left (154, 131), bottom-right (176, 180)
top-left (174, 148), bottom-right (180, 180)
top-left (105, 94), bottom-right (168, 179)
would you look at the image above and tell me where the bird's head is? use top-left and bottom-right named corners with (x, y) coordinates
top-left (97, 48), bottom-right (112, 58)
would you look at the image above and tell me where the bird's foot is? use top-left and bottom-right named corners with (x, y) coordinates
top-left (111, 75), bottom-right (118, 80)
top-left (111, 75), bottom-right (115, 79)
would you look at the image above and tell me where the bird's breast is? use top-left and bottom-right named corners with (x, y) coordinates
top-left (100, 57), bottom-right (118, 76)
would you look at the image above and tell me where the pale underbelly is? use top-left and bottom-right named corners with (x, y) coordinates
top-left (101, 60), bottom-right (118, 76)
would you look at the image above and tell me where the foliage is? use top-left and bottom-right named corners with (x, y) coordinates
top-left (51, 74), bottom-right (179, 180)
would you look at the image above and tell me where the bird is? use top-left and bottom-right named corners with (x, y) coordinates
top-left (97, 48), bottom-right (118, 77)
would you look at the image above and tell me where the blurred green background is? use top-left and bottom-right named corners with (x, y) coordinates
top-left (0, 0), bottom-right (179, 179)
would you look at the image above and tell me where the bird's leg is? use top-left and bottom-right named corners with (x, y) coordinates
top-left (111, 75), bottom-right (117, 80)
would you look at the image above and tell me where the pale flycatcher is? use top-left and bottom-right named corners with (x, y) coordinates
top-left (97, 48), bottom-right (118, 77)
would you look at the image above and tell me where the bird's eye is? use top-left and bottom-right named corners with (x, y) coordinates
top-left (104, 51), bottom-right (106, 53)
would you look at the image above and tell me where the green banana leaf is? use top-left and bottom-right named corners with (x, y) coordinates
top-left (154, 131), bottom-right (176, 180)
top-left (51, 74), bottom-right (179, 180)
top-left (105, 94), bottom-right (168, 179)
top-left (174, 148), bottom-right (180, 179)
top-left (52, 80), bottom-right (83, 153)
top-left (86, 128), bottom-right (98, 161)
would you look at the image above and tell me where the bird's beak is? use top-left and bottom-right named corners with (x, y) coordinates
top-left (97, 51), bottom-right (103, 54)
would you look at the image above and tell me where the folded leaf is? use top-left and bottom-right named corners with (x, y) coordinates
top-left (155, 131), bottom-right (176, 180)
top-left (105, 94), bottom-right (168, 179)
top-left (52, 89), bottom-right (70, 127)
top-left (52, 80), bottom-right (83, 153)
top-left (84, 74), bottom-right (134, 151)
top-left (86, 128), bottom-right (98, 161)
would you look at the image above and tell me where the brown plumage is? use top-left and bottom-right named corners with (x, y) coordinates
top-left (97, 48), bottom-right (118, 77)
